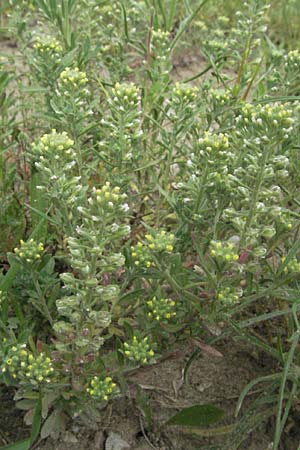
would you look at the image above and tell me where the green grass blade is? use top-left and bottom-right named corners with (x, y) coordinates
top-left (156, 0), bottom-right (167, 30)
top-left (0, 440), bottom-right (30, 450)
top-left (273, 330), bottom-right (300, 449)
top-left (235, 374), bottom-right (281, 416)
top-left (167, 0), bottom-right (177, 30)
top-left (171, 0), bottom-right (210, 50)
top-left (30, 395), bottom-right (42, 446)
top-left (120, 2), bottom-right (129, 41)
top-left (277, 239), bottom-right (300, 275)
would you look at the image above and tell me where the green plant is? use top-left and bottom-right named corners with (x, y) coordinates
top-left (1, 1), bottom-right (300, 449)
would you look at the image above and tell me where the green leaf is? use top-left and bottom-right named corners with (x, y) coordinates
top-left (30, 395), bottom-right (42, 445)
top-left (0, 439), bottom-right (30, 450)
top-left (0, 208), bottom-right (53, 293)
top-left (157, 0), bottom-right (167, 30)
top-left (166, 404), bottom-right (224, 427)
top-left (167, 0), bottom-right (177, 30)
top-left (55, 48), bottom-right (77, 75)
top-left (136, 386), bottom-right (152, 429)
top-left (40, 410), bottom-right (61, 440)
top-left (16, 399), bottom-right (37, 411)
top-left (30, 171), bottom-right (48, 240)
top-left (120, 2), bottom-right (129, 41)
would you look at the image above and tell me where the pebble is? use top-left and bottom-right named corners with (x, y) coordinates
top-left (63, 431), bottom-right (78, 443)
top-left (105, 432), bottom-right (130, 450)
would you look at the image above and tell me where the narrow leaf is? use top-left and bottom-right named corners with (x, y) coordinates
top-left (171, 0), bottom-right (210, 50)
top-left (0, 439), bottom-right (30, 450)
top-left (166, 404), bottom-right (224, 427)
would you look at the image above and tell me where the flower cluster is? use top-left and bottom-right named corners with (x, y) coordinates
top-left (275, 209), bottom-right (293, 230)
top-left (198, 132), bottom-right (230, 157)
top-left (32, 129), bottom-right (75, 160)
top-left (1, 344), bottom-right (27, 379)
top-left (33, 36), bottom-right (63, 60)
top-left (235, 103), bottom-right (294, 139)
top-left (30, 35), bottom-right (64, 85)
top-left (151, 29), bottom-right (170, 54)
top-left (14, 239), bottom-right (44, 263)
top-left (150, 29), bottom-right (171, 78)
top-left (111, 82), bottom-right (141, 108)
top-left (131, 230), bottom-right (175, 268)
top-left (145, 231), bottom-right (175, 252)
top-left (209, 240), bottom-right (239, 264)
top-left (21, 352), bottom-right (54, 385)
top-left (131, 231), bottom-right (175, 268)
top-left (59, 67), bottom-right (88, 88)
top-left (284, 50), bottom-right (300, 69)
top-left (58, 181), bottom-right (129, 299)
top-left (30, 130), bottom-right (82, 229)
top-left (123, 336), bottom-right (155, 364)
top-left (146, 296), bottom-right (176, 321)
top-left (58, 67), bottom-right (89, 99)
top-left (169, 83), bottom-right (199, 122)
top-left (281, 257), bottom-right (300, 274)
top-left (209, 88), bottom-right (232, 109)
top-left (217, 287), bottom-right (242, 305)
top-left (185, 131), bottom-right (236, 195)
top-left (87, 183), bottom-right (129, 213)
top-left (101, 82), bottom-right (142, 164)
top-left (1, 345), bottom-right (54, 385)
top-left (86, 376), bottom-right (118, 401)
top-left (172, 83), bottom-right (198, 105)
top-left (204, 38), bottom-right (228, 56)
top-left (131, 242), bottom-right (153, 268)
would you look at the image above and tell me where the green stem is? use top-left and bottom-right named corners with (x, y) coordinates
top-left (240, 144), bottom-right (272, 247)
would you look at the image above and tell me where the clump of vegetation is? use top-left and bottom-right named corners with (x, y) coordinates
top-left (1, 1), bottom-right (300, 449)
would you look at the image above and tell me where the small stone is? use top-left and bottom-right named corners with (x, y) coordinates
top-left (63, 431), bottom-right (78, 443)
top-left (105, 432), bottom-right (130, 450)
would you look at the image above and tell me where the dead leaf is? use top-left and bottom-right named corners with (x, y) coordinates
top-left (191, 339), bottom-right (223, 358)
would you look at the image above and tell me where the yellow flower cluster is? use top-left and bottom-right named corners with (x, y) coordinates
top-left (32, 129), bottom-right (74, 157)
top-left (152, 29), bottom-right (170, 48)
top-left (237, 103), bottom-right (294, 132)
top-left (58, 68), bottom-right (89, 100)
top-left (147, 296), bottom-right (176, 321)
top-left (198, 132), bottom-right (229, 155)
top-left (281, 257), bottom-right (300, 274)
top-left (285, 50), bottom-right (300, 68)
top-left (131, 242), bottom-right (153, 268)
top-left (124, 336), bottom-right (155, 364)
top-left (131, 231), bottom-right (175, 268)
top-left (22, 353), bottom-right (54, 385)
top-left (33, 36), bottom-right (63, 60)
top-left (172, 83), bottom-right (198, 103)
top-left (145, 230), bottom-right (175, 252)
top-left (87, 376), bottom-right (118, 401)
top-left (217, 287), bottom-right (241, 305)
top-left (90, 183), bottom-right (128, 211)
top-left (210, 240), bottom-right (239, 263)
top-left (111, 82), bottom-right (140, 105)
top-left (1, 345), bottom-right (54, 385)
top-left (14, 239), bottom-right (44, 263)
top-left (210, 88), bottom-right (231, 107)
top-left (60, 67), bottom-right (88, 88)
